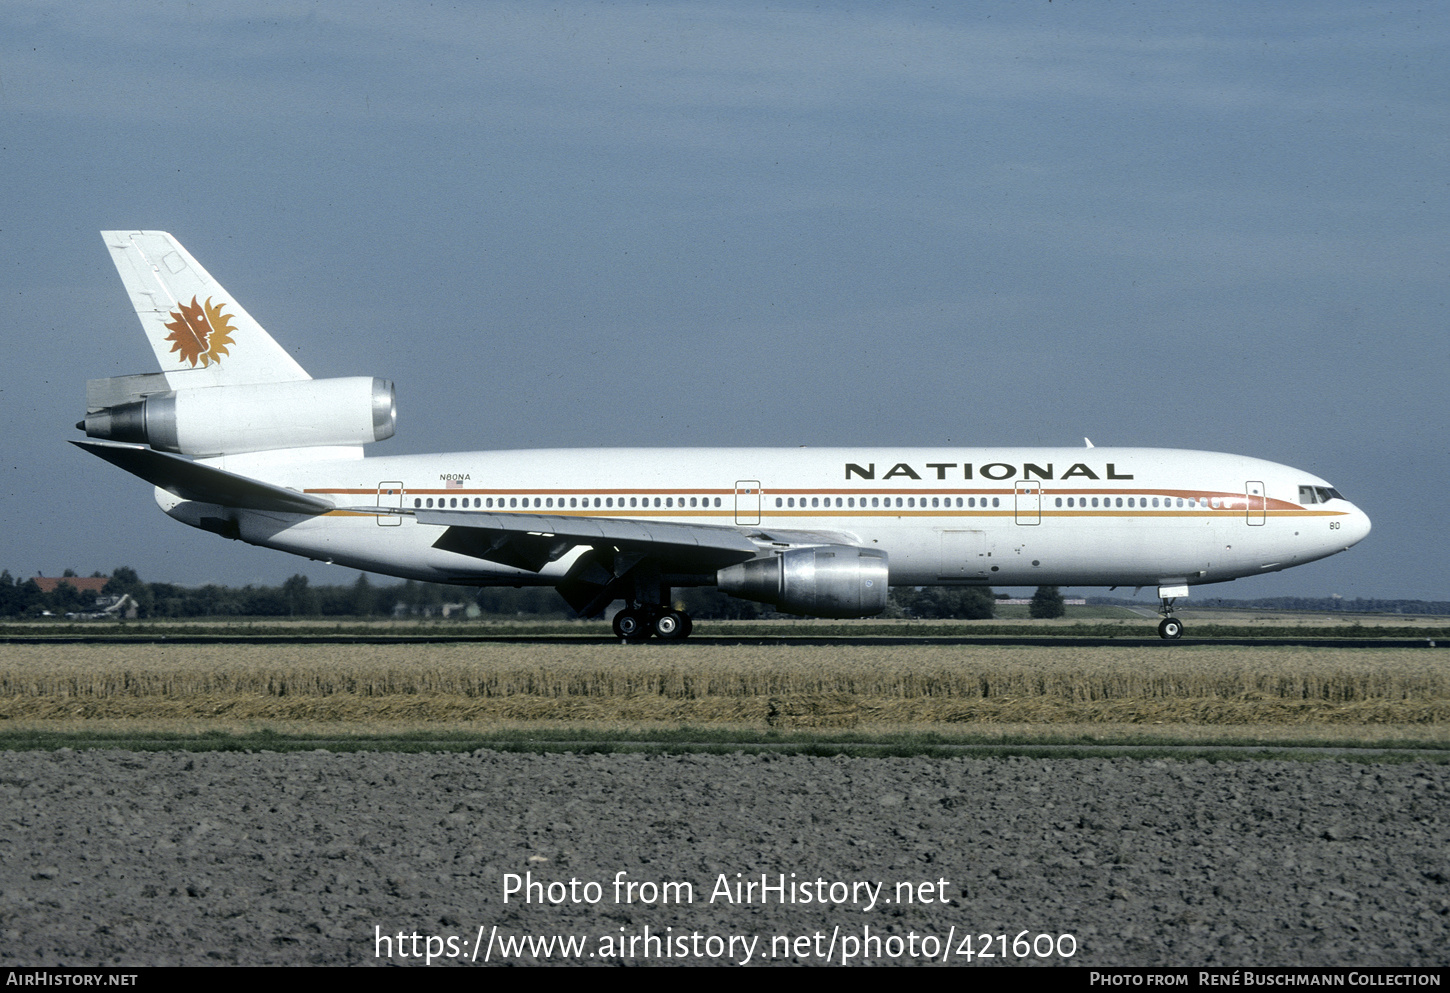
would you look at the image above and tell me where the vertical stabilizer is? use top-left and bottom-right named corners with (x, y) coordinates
top-left (102, 231), bottom-right (310, 387)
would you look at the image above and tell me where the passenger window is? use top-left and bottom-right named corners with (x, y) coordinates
top-left (414, 498), bottom-right (421, 508)
top-left (992, 497), bottom-right (999, 508)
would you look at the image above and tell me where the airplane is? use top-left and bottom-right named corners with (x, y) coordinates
top-left (75, 231), bottom-right (1372, 640)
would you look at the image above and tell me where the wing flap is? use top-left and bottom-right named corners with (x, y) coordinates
top-left (72, 439), bottom-right (333, 514)
top-left (414, 508), bottom-right (762, 573)
top-left (742, 526), bottom-right (865, 547)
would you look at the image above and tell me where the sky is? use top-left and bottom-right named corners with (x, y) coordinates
top-left (1, 1), bottom-right (1446, 600)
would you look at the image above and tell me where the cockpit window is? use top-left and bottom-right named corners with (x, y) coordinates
top-left (1301, 485), bottom-right (1346, 505)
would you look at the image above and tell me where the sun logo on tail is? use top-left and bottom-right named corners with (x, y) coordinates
top-left (163, 296), bottom-right (237, 367)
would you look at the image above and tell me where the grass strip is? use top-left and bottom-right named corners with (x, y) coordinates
top-left (2, 727), bottom-right (1445, 762)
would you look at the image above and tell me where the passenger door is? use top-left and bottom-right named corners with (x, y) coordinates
top-left (734, 480), bottom-right (762, 525)
top-left (1245, 481), bottom-right (1266, 526)
top-left (377, 481), bottom-right (404, 526)
top-left (1014, 481), bottom-right (1042, 525)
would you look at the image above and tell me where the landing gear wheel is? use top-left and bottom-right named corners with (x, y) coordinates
top-left (614, 609), bottom-right (651, 641)
top-left (1158, 617), bottom-right (1184, 640)
top-left (653, 610), bottom-right (691, 641)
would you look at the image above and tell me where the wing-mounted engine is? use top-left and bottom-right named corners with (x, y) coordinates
top-left (80, 375), bottom-right (395, 457)
top-left (716, 545), bottom-right (889, 618)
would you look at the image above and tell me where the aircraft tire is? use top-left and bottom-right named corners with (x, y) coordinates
top-left (653, 610), bottom-right (690, 640)
top-left (614, 609), bottom-right (651, 641)
top-left (1158, 617), bottom-right (1184, 640)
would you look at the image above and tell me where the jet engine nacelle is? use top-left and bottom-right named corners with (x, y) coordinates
top-left (82, 376), bottom-right (395, 457)
top-left (716, 545), bottom-right (889, 618)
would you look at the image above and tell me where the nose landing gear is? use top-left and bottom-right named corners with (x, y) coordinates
top-left (1155, 585), bottom-right (1187, 639)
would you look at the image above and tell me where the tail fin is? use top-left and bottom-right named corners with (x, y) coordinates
top-left (102, 231), bottom-right (310, 387)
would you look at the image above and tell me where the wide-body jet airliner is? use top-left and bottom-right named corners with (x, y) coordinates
top-left (76, 232), bottom-right (1371, 639)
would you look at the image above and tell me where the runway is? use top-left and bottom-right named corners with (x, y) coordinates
top-left (3, 633), bottom-right (1445, 649)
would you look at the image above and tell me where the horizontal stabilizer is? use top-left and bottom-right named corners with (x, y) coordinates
top-left (72, 439), bottom-right (333, 514)
top-left (415, 508), bottom-right (762, 574)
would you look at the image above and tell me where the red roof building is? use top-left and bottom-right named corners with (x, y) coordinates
top-left (34, 576), bottom-right (110, 594)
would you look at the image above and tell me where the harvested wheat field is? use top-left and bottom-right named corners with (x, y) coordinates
top-left (0, 641), bottom-right (1445, 743)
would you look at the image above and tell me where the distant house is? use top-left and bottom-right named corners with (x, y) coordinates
top-left (34, 576), bottom-right (110, 595)
top-left (33, 575), bottom-right (138, 619)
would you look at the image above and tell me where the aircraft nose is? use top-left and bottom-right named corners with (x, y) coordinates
top-left (1344, 506), bottom-right (1371, 547)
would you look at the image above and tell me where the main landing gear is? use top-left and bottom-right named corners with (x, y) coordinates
top-left (613, 605), bottom-right (694, 641)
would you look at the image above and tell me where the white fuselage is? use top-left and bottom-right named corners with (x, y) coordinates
top-left (161, 446), bottom-right (1372, 592)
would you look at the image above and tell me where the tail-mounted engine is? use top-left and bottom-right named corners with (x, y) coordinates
top-left (80, 375), bottom-right (395, 457)
top-left (716, 545), bottom-right (889, 618)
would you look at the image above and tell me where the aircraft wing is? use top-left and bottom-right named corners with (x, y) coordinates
top-left (72, 439), bottom-right (334, 514)
top-left (412, 507), bottom-right (765, 573)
